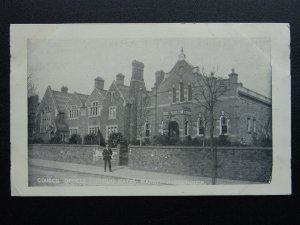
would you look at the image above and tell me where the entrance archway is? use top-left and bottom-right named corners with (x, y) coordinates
top-left (168, 121), bottom-right (179, 138)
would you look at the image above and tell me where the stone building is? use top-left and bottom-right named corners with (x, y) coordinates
top-left (35, 86), bottom-right (73, 142)
top-left (146, 49), bottom-right (272, 145)
top-left (34, 49), bottom-right (272, 146)
top-left (102, 73), bottom-right (131, 141)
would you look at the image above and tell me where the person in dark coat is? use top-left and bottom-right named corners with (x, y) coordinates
top-left (102, 144), bottom-right (113, 172)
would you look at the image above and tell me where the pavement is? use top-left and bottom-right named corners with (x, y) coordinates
top-left (29, 158), bottom-right (260, 185)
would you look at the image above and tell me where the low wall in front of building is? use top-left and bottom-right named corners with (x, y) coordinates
top-left (28, 144), bottom-right (120, 166)
top-left (128, 145), bottom-right (272, 182)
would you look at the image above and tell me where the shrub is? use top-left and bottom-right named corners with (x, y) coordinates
top-left (49, 134), bottom-right (62, 144)
top-left (108, 132), bottom-right (123, 147)
top-left (217, 135), bottom-right (231, 146)
top-left (151, 134), bottom-right (183, 146)
top-left (142, 138), bottom-right (151, 146)
top-left (259, 137), bottom-right (272, 147)
top-left (152, 134), bottom-right (170, 146)
top-left (191, 137), bottom-right (202, 146)
top-left (83, 132), bottom-right (106, 146)
top-left (69, 134), bottom-right (82, 144)
top-left (130, 139), bottom-right (140, 146)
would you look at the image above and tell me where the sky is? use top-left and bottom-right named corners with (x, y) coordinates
top-left (28, 38), bottom-right (271, 98)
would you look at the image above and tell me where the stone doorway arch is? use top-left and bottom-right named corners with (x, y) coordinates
top-left (168, 121), bottom-right (179, 138)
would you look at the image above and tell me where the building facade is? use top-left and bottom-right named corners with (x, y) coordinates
top-left (34, 49), bottom-right (272, 146)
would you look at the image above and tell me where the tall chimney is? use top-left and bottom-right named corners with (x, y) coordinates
top-left (155, 70), bottom-right (165, 87)
top-left (116, 73), bottom-right (125, 86)
top-left (131, 60), bottom-right (144, 81)
top-left (61, 86), bottom-right (68, 93)
top-left (94, 77), bottom-right (104, 90)
top-left (228, 68), bottom-right (238, 83)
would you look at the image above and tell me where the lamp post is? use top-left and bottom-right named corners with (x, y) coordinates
top-left (98, 128), bottom-right (101, 147)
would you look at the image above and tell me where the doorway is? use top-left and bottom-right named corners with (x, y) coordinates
top-left (168, 121), bottom-right (179, 138)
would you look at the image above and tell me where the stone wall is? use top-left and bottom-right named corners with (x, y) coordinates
top-left (29, 144), bottom-right (120, 166)
top-left (129, 145), bottom-right (272, 182)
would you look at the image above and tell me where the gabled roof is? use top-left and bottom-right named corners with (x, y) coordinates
top-left (237, 86), bottom-right (272, 106)
top-left (74, 92), bottom-right (89, 105)
top-left (116, 84), bottom-right (130, 103)
top-left (51, 90), bottom-right (73, 112)
top-left (106, 81), bottom-right (131, 106)
top-left (95, 88), bottom-right (107, 98)
top-left (158, 59), bottom-right (197, 92)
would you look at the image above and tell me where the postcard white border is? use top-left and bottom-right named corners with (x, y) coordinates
top-left (10, 23), bottom-right (291, 196)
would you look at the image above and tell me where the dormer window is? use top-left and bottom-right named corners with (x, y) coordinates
top-left (109, 106), bottom-right (117, 119)
top-left (111, 91), bottom-right (115, 102)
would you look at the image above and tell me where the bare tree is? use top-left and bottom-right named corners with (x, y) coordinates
top-left (193, 67), bottom-right (228, 184)
top-left (137, 88), bottom-right (152, 146)
top-left (27, 73), bottom-right (37, 97)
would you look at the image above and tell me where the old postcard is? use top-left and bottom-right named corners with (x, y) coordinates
top-left (10, 23), bottom-right (291, 196)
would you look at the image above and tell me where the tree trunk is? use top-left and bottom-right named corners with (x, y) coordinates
top-left (210, 110), bottom-right (217, 185)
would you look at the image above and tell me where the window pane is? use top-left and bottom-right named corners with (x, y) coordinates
top-left (179, 82), bottom-right (184, 102)
top-left (172, 88), bottom-right (176, 103)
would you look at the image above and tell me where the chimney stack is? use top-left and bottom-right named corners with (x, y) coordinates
top-left (228, 68), bottom-right (238, 83)
top-left (61, 86), bottom-right (68, 93)
top-left (116, 73), bottom-right (125, 86)
top-left (155, 70), bottom-right (165, 87)
top-left (94, 77), bottom-right (104, 90)
top-left (131, 60), bottom-right (144, 81)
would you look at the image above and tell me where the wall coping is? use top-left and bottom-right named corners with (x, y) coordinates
top-left (29, 144), bottom-right (118, 150)
top-left (129, 145), bottom-right (272, 151)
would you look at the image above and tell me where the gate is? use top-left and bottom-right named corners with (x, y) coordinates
top-left (119, 141), bottom-right (129, 166)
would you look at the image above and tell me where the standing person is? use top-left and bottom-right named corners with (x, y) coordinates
top-left (102, 144), bottom-right (113, 172)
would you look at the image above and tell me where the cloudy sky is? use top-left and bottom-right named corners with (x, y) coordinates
top-left (28, 38), bottom-right (271, 98)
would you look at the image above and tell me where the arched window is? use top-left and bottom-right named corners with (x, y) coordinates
top-left (185, 120), bottom-right (189, 136)
top-left (172, 87), bottom-right (176, 103)
top-left (247, 117), bottom-right (251, 133)
top-left (161, 121), bottom-right (164, 135)
top-left (253, 119), bottom-right (257, 133)
top-left (145, 121), bottom-right (150, 137)
top-left (220, 115), bottom-right (228, 135)
top-left (197, 117), bottom-right (205, 136)
top-left (179, 81), bottom-right (184, 102)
